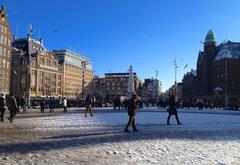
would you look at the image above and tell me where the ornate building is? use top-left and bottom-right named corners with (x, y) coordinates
top-left (0, 5), bottom-right (12, 96)
top-left (196, 30), bottom-right (219, 100)
top-left (182, 30), bottom-right (240, 107)
top-left (11, 49), bottom-right (63, 97)
top-left (212, 41), bottom-right (240, 107)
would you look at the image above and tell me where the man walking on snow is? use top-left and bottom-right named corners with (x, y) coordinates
top-left (124, 93), bottom-right (139, 133)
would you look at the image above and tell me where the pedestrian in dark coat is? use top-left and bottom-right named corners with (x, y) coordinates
top-left (167, 95), bottom-right (182, 125)
top-left (0, 94), bottom-right (6, 122)
top-left (40, 98), bottom-right (46, 113)
top-left (85, 95), bottom-right (93, 117)
top-left (124, 94), bottom-right (139, 133)
top-left (20, 97), bottom-right (27, 112)
top-left (49, 97), bottom-right (54, 113)
top-left (7, 94), bottom-right (19, 123)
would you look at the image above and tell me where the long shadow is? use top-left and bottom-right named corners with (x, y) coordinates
top-left (14, 108), bottom-right (240, 120)
top-left (1, 128), bottom-right (240, 155)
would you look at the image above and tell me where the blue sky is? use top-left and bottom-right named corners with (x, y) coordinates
top-left (2, 0), bottom-right (240, 91)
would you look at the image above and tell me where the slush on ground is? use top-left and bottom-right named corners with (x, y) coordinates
top-left (0, 108), bottom-right (240, 165)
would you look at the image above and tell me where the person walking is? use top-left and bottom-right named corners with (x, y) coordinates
top-left (85, 95), bottom-right (93, 117)
top-left (63, 98), bottom-right (67, 113)
top-left (20, 96), bottom-right (27, 112)
top-left (7, 94), bottom-right (19, 123)
top-left (40, 98), bottom-right (46, 113)
top-left (0, 94), bottom-right (6, 122)
top-left (167, 95), bottom-right (182, 125)
top-left (49, 97), bottom-right (54, 113)
top-left (124, 94), bottom-right (139, 133)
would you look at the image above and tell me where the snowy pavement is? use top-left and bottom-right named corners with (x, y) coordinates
top-left (1, 108), bottom-right (240, 165)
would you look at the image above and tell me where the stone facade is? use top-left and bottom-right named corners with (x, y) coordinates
top-left (11, 48), bottom-right (63, 98)
top-left (93, 73), bottom-right (142, 102)
top-left (141, 78), bottom-right (161, 102)
top-left (53, 49), bottom-right (93, 99)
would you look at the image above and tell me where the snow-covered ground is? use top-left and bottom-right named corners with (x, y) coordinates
top-left (1, 108), bottom-right (240, 165)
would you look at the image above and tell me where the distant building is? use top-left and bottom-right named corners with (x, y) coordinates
top-left (0, 5), bottom-right (12, 96)
top-left (212, 41), bottom-right (240, 107)
top-left (53, 49), bottom-right (93, 98)
top-left (92, 75), bottom-right (106, 100)
top-left (11, 30), bottom-right (47, 97)
top-left (12, 33), bottom-right (94, 99)
top-left (182, 30), bottom-right (240, 107)
top-left (93, 72), bottom-right (142, 102)
top-left (196, 30), bottom-right (219, 100)
top-left (182, 69), bottom-right (197, 104)
top-left (141, 78), bottom-right (161, 102)
top-left (11, 48), bottom-right (63, 97)
top-left (105, 72), bottom-right (142, 101)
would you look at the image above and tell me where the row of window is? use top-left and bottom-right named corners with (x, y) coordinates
top-left (0, 47), bottom-right (11, 57)
top-left (30, 86), bottom-right (62, 94)
top-left (0, 86), bottom-right (9, 93)
top-left (39, 57), bottom-right (58, 68)
top-left (0, 35), bottom-right (11, 47)
top-left (0, 25), bottom-right (8, 34)
top-left (0, 70), bottom-right (9, 79)
top-left (0, 58), bottom-right (10, 68)
top-left (106, 87), bottom-right (126, 91)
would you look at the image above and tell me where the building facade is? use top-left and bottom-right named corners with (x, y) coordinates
top-left (141, 78), bottom-right (161, 102)
top-left (92, 75), bottom-right (106, 100)
top-left (182, 70), bottom-right (197, 104)
top-left (104, 72), bottom-right (142, 101)
top-left (53, 49), bottom-right (93, 99)
top-left (196, 30), bottom-right (219, 100)
top-left (212, 41), bottom-right (240, 107)
top-left (0, 5), bottom-right (12, 96)
top-left (11, 48), bottom-right (63, 98)
top-left (182, 30), bottom-right (240, 107)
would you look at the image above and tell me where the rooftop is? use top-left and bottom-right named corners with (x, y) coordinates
top-left (215, 41), bottom-right (240, 61)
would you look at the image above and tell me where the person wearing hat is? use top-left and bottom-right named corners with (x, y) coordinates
top-left (124, 93), bottom-right (139, 133)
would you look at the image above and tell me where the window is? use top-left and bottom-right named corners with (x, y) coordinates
top-left (2, 59), bottom-right (5, 68)
top-left (8, 39), bottom-right (11, 47)
top-left (4, 36), bottom-right (7, 46)
top-left (0, 36), bottom-right (4, 44)
top-left (2, 48), bottom-right (5, 56)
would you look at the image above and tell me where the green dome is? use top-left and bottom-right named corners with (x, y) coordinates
top-left (205, 30), bottom-right (216, 42)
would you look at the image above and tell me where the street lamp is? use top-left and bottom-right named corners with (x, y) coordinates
top-left (224, 43), bottom-right (228, 109)
top-left (224, 57), bottom-right (228, 109)
top-left (173, 59), bottom-right (178, 99)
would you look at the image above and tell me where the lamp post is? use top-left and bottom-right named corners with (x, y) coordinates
top-left (173, 59), bottom-right (178, 99)
top-left (223, 42), bottom-right (229, 109)
top-left (81, 61), bottom-right (88, 98)
top-left (224, 57), bottom-right (228, 109)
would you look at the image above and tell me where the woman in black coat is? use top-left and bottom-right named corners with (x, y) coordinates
top-left (167, 95), bottom-right (182, 125)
